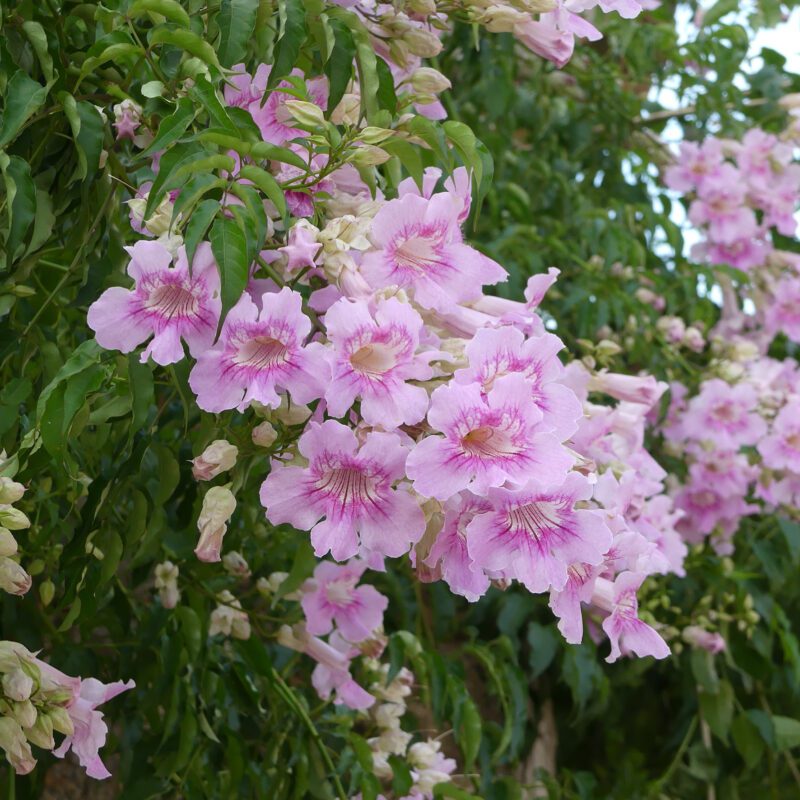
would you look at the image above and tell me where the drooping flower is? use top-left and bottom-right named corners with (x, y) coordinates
top-left (301, 560), bottom-right (388, 642)
top-left (424, 493), bottom-right (492, 602)
top-left (359, 192), bottom-right (506, 311)
top-left (406, 375), bottom-right (573, 501)
top-left (87, 241), bottom-right (220, 366)
top-left (191, 439), bottom-right (239, 481)
top-left (321, 296), bottom-right (434, 427)
top-left (465, 472), bottom-right (612, 594)
top-left (34, 658), bottom-right (135, 780)
top-left (188, 287), bottom-right (327, 412)
top-left (454, 325), bottom-right (583, 438)
top-left (195, 486), bottom-right (236, 563)
top-left (260, 421), bottom-right (425, 561)
top-left (548, 563), bottom-right (602, 644)
top-left (592, 573), bottom-right (670, 663)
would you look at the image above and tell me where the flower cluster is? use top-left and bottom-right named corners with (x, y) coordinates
top-left (0, 477), bottom-right (31, 597)
top-left (0, 641), bottom-right (133, 779)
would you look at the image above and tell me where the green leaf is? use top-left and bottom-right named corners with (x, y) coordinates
top-left (527, 621), bottom-right (559, 679)
top-left (22, 21), bottom-right (54, 83)
top-left (129, 0), bottom-right (192, 27)
top-left (238, 164), bottom-right (287, 222)
top-left (323, 17), bottom-right (355, 113)
top-left (249, 141), bottom-right (308, 169)
top-left (0, 72), bottom-right (49, 148)
top-left (276, 540), bottom-right (315, 600)
top-left (1, 155), bottom-right (36, 263)
top-left (150, 28), bottom-right (223, 74)
top-left (183, 198), bottom-right (220, 268)
top-left (140, 97), bottom-right (197, 158)
top-left (171, 173), bottom-right (226, 225)
top-left (702, 0), bottom-right (738, 26)
top-left (216, 0), bottom-right (259, 67)
top-left (189, 77), bottom-right (239, 134)
top-left (732, 714), bottom-right (765, 768)
top-left (773, 716), bottom-right (800, 751)
top-left (145, 142), bottom-right (212, 218)
top-left (209, 216), bottom-right (250, 325)
top-left (128, 355), bottom-right (155, 434)
top-left (60, 96), bottom-right (105, 182)
top-left (176, 606), bottom-right (202, 659)
top-left (327, 8), bottom-right (378, 121)
top-left (699, 680), bottom-right (734, 743)
top-left (268, 0), bottom-right (307, 89)
top-left (456, 696), bottom-right (481, 769)
top-left (433, 784), bottom-right (481, 800)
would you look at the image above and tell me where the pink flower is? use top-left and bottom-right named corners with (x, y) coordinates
top-left (683, 625), bottom-right (726, 654)
top-left (549, 563), bottom-right (602, 644)
top-left (279, 224), bottom-right (322, 272)
top-left (664, 139), bottom-right (724, 193)
top-left (592, 573), bottom-right (670, 663)
top-left (465, 472), bottom-right (612, 594)
top-left (766, 276), bottom-right (800, 343)
top-left (322, 297), bottom-right (434, 427)
top-left (224, 63), bottom-right (270, 109)
top-left (424, 493), bottom-right (492, 601)
top-left (682, 378), bottom-right (766, 449)
top-left (360, 192), bottom-right (507, 311)
top-left (260, 421), bottom-right (425, 561)
top-left (758, 399), bottom-right (800, 471)
top-left (688, 164), bottom-right (758, 245)
top-left (34, 659), bottom-right (135, 780)
top-left (407, 375), bottom-right (574, 501)
top-left (188, 287), bottom-right (327, 412)
top-left (301, 560), bottom-right (388, 642)
top-left (250, 68), bottom-right (328, 145)
top-left (454, 326), bottom-right (583, 439)
top-left (87, 241), bottom-right (221, 365)
top-left (588, 371), bottom-right (666, 407)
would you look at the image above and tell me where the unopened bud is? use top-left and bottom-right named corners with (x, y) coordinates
top-left (48, 705), bottom-right (74, 737)
top-left (2, 669), bottom-right (33, 702)
top-left (0, 717), bottom-right (35, 775)
top-left (191, 440), bottom-right (238, 481)
top-left (358, 126), bottom-right (396, 145)
top-left (195, 487), bottom-right (236, 563)
top-left (0, 559), bottom-right (31, 596)
top-left (0, 479), bottom-right (24, 505)
top-left (10, 699), bottom-right (36, 730)
top-left (407, 0), bottom-right (436, 14)
top-left (0, 529), bottom-right (17, 558)
top-left (273, 397), bottom-right (311, 426)
top-left (284, 100), bottom-right (326, 128)
top-left (410, 67), bottom-right (451, 94)
top-left (252, 421), bottom-right (278, 448)
top-left (39, 579), bottom-right (55, 607)
top-left (0, 507), bottom-right (29, 531)
top-left (24, 712), bottom-right (54, 750)
top-left (349, 145), bottom-right (392, 166)
top-left (404, 28), bottom-right (443, 58)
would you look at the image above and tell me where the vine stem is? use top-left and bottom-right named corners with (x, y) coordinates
top-left (270, 669), bottom-right (347, 800)
top-left (647, 716), bottom-right (697, 797)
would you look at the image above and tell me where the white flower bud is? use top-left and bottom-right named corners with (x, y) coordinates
top-left (0, 506), bottom-right (30, 531)
top-left (0, 717), bottom-right (35, 775)
top-left (195, 487), bottom-right (236, 563)
top-left (404, 27), bottom-right (443, 57)
top-left (252, 421), bottom-right (278, 448)
top-left (222, 551), bottom-right (251, 579)
top-left (0, 479), bottom-right (24, 505)
top-left (0, 529), bottom-right (17, 558)
top-left (0, 559), bottom-right (31, 596)
top-left (410, 67), bottom-right (451, 94)
top-left (2, 668), bottom-right (33, 702)
top-left (191, 440), bottom-right (239, 481)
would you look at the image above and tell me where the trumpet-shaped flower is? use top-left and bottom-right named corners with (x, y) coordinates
top-left (301, 560), bottom-right (387, 642)
top-left (360, 192), bottom-right (506, 311)
top-left (465, 473), bottom-right (612, 594)
top-left (424, 493), bottom-right (492, 602)
top-left (758, 399), bottom-right (800, 471)
top-left (454, 326), bottom-right (583, 439)
top-left (189, 287), bottom-right (327, 412)
top-left (322, 297), bottom-right (434, 427)
top-left (260, 421), bottom-right (425, 561)
top-left (87, 241), bottom-right (220, 366)
top-left (406, 375), bottom-right (573, 501)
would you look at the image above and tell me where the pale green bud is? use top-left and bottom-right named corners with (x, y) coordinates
top-left (251, 421), bottom-right (278, 448)
top-left (2, 669), bottom-right (33, 702)
top-left (48, 705), bottom-right (74, 736)
top-left (10, 699), bottom-right (36, 730)
top-left (0, 529), bottom-right (17, 558)
top-left (349, 145), bottom-right (391, 167)
top-left (0, 717), bottom-right (36, 775)
top-left (410, 67), bottom-right (451, 94)
top-left (0, 506), bottom-right (30, 531)
top-left (23, 712), bottom-right (53, 750)
top-left (0, 479), bottom-right (24, 505)
top-left (283, 100), bottom-right (326, 128)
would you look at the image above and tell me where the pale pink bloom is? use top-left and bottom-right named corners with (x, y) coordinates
top-left (687, 450), bottom-right (755, 498)
top-left (224, 63), bottom-right (270, 109)
top-left (683, 625), bottom-right (726, 654)
top-left (766, 276), bottom-right (800, 343)
top-left (279, 224), bottom-right (321, 272)
top-left (737, 129), bottom-right (792, 188)
top-left (689, 164), bottom-right (758, 245)
top-left (682, 378), bottom-right (766, 449)
top-left (360, 192), bottom-right (506, 311)
top-left (592, 573), bottom-right (670, 663)
top-left (189, 287), bottom-right (327, 412)
top-left (673, 484), bottom-right (756, 542)
top-left (35, 659), bottom-right (135, 780)
top-left (513, 3), bottom-right (602, 68)
top-left (454, 326), bottom-right (582, 439)
top-left (398, 166), bottom-right (472, 224)
top-left (88, 241), bottom-right (220, 365)
top-left (465, 472), bottom-right (612, 594)
top-left (424, 493), bottom-right (492, 601)
top-left (663, 139), bottom-right (724, 193)
top-left (406, 375), bottom-right (573, 501)
top-left (548, 562), bottom-right (602, 643)
top-left (228, 64), bottom-right (328, 145)
top-left (758, 399), bottom-right (800, 471)
top-left (322, 297), bottom-right (434, 427)
top-left (699, 235), bottom-right (771, 272)
top-left (588, 371), bottom-right (665, 408)
top-left (260, 421), bottom-right (425, 561)
top-left (301, 560), bottom-right (388, 642)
